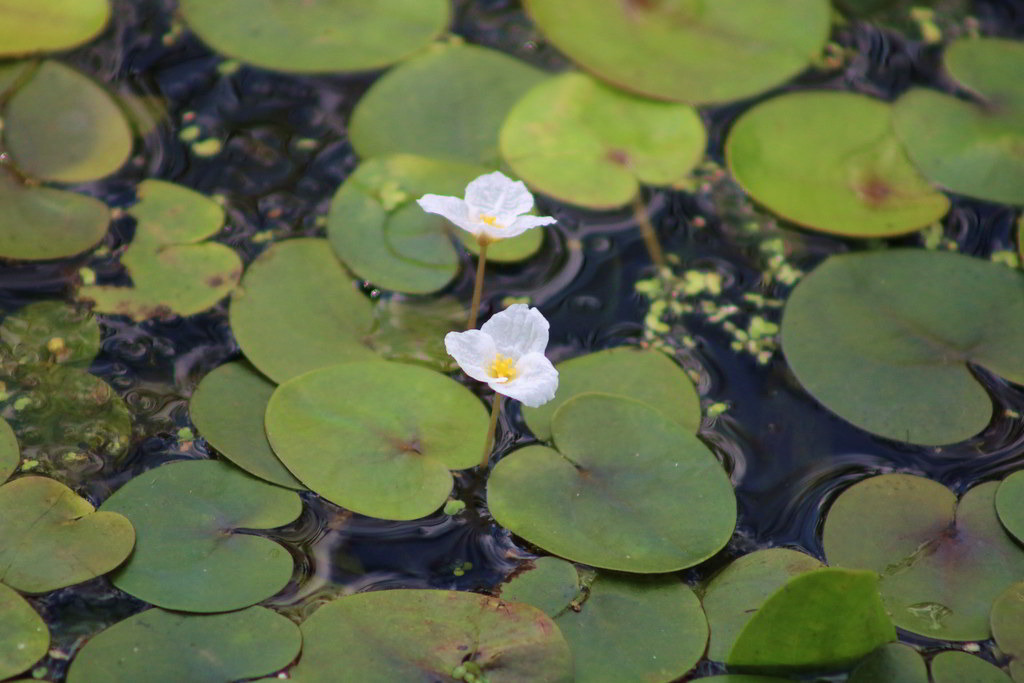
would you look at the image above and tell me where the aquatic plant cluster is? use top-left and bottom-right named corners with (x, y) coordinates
top-left (0, 0), bottom-right (1023, 681)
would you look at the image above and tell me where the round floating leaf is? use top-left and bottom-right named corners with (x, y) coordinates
top-left (893, 38), bottom-right (1024, 205)
top-left (849, 643), bottom-right (928, 683)
top-left (698, 678), bottom-right (791, 683)
top-left (100, 459), bottom-right (301, 612)
top-left (523, 0), bottom-right (830, 104)
top-left (500, 72), bottom-right (706, 209)
top-left (265, 361), bottom-right (489, 520)
top-left (728, 568), bottom-right (896, 671)
top-left (349, 43), bottom-right (546, 166)
top-left (78, 180), bottom-right (242, 321)
top-left (726, 92), bottom-right (949, 237)
top-left (488, 394), bottom-right (735, 572)
top-left (523, 347), bottom-right (701, 442)
top-left (5, 61), bottom-right (132, 183)
top-left (702, 548), bottom-right (824, 661)
top-left (824, 474), bottom-right (1024, 640)
top-left (0, 301), bottom-right (100, 369)
top-left (67, 607), bottom-right (301, 683)
top-left (781, 249), bottom-right (1024, 445)
top-left (229, 238), bottom-right (377, 383)
top-left (0, 418), bottom-right (17, 483)
top-left (0, 476), bottom-right (134, 593)
top-left (287, 589), bottom-right (573, 682)
top-left (992, 582), bottom-right (1024, 682)
top-left (0, 0), bottom-right (110, 57)
top-left (189, 361), bottom-right (303, 489)
top-left (178, 0), bottom-right (449, 73)
top-left (501, 557), bottom-right (580, 618)
top-left (931, 652), bottom-right (1012, 683)
top-left (997, 471), bottom-right (1024, 544)
top-left (0, 584), bottom-right (47, 680)
top-left (0, 169), bottom-right (109, 261)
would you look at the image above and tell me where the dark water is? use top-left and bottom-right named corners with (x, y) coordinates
top-left (4, 0), bottom-right (1024, 679)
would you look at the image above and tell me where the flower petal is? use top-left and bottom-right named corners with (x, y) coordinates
top-left (444, 329), bottom-right (497, 383)
top-left (417, 194), bottom-right (479, 236)
top-left (480, 304), bottom-right (549, 357)
top-left (492, 352), bottom-right (558, 407)
top-left (502, 214), bottom-right (557, 239)
top-left (464, 171), bottom-right (533, 220)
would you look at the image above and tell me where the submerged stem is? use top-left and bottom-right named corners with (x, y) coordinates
top-left (467, 240), bottom-right (489, 329)
top-left (481, 393), bottom-right (502, 469)
top-left (633, 196), bottom-right (667, 269)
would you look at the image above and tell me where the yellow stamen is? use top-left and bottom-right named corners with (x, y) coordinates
top-left (479, 214), bottom-right (502, 229)
top-left (489, 354), bottom-right (518, 381)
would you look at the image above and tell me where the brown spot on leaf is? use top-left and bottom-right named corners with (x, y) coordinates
top-left (606, 148), bottom-right (631, 166)
top-left (206, 275), bottom-right (225, 288)
top-left (855, 176), bottom-right (893, 207)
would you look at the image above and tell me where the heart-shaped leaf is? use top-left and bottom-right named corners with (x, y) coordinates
top-left (229, 238), bottom-right (377, 383)
top-left (849, 643), bottom-right (927, 683)
top-left (100, 459), bottom-right (301, 612)
top-left (522, 347), bottom-right (701, 442)
top-left (0, 418), bottom-right (19, 483)
top-left (0, 476), bottom-right (134, 593)
top-left (67, 607), bottom-right (301, 683)
top-left (282, 589), bottom-right (573, 682)
top-left (0, 583), bottom-right (48, 680)
top-left (500, 72), bottom-right (706, 209)
top-left (726, 92), bottom-right (950, 237)
top-left (500, 557), bottom-right (580, 618)
top-left (824, 474), bottom-right (1024, 640)
top-left (488, 394), bottom-right (735, 572)
top-left (522, 0), bottom-right (831, 104)
top-left (996, 470), bottom-right (1024, 545)
top-left (781, 249), bottom-right (1024, 445)
top-left (991, 582), bottom-right (1024, 682)
top-left (189, 361), bottom-right (303, 489)
top-left (265, 360), bottom-right (489, 520)
top-left (0, 0), bottom-right (110, 56)
top-left (177, 0), bottom-right (450, 73)
top-left (931, 652), bottom-right (1012, 683)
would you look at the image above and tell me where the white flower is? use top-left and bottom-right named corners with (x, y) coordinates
top-left (444, 304), bottom-right (558, 407)
top-left (417, 171), bottom-right (556, 242)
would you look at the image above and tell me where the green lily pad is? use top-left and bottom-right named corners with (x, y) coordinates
top-left (488, 394), bottom-right (735, 572)
top-left (504, 560), bottom-right (708, 683)
top-left (823, 474), bottom-right (1024, 640)
top-left (726, 91), bottom-right (950, 237)
top-left (78, 180), bottom-right (242, 321)
top-left (0, 583), bottom-right (48, 680)
top-left (327, 155), bottom-right (543, 295)
top-left (349, 42), bottom-right (546, 166)
top-left (284, 589), bottom-right (573, 682)
top-left (4, 60), bottom-right (132, 183)
top-left (0, 418), bottom-right (17, 483)
top-left (849, 643), bottom-right (928, 683)
top-left (728, 568), bottom-right (896, 671)
top-left (500, 557), bottom-right (581, 619)
top-left (265, 360), bottom-right (489, 520)
top-left (0, 300), bottom-right (100, 369)
top-left (189, 361), bottom-right (303, 490)
top-left (997, 471), bottom-right (1024, 544)
top-left (100, 459), bottom-right (301, 612)
top-left (0, 168), bottom-right (109, 261)
top-left (893, 38), bottom-right (1024, 205)
top-left (702, 548), bottom-right (825, 661)
top-left (229, 238), bottom-right (377, 383)
top-left (781, 249), bottom-right (1024, 445)
top-left (499, 72), bottom-right (706, 209)
top-left (932, 652), bottom-right (1012, 683)
top-left (177, 0), bottom-right (449, 73)
top-left (0, 0), bottom-right (110, 57)
top-left (0, 475), bottom-right (134, 593)
top-left (992, 582), bottom-right (1024, 682)
top-left (523, 347), bottom-right (701, 442)
top-left (66, 607), bottom-right (302, 683)
top-left (523, 0), bottom-right (830, 105)
top-left (696, 678), bottom-right (791, 683)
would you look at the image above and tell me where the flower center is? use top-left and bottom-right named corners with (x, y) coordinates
top-left (489, 353), bottom-right (518, 381)
top-left (479, 214), bottom-right (502, 229)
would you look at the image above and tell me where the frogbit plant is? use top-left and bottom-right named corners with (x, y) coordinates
top-left (418, 171), bottom-right (556, 328)
top-left (444, 304), bottom-right (558, 467)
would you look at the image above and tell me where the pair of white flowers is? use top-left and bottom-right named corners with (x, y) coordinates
top-left (419, 172), bottom-right (558, 408)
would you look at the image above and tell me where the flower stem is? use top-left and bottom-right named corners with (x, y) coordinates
top-left (481, 393), bottom-right (502, 469)
top-left (467, 240), bottom-right (489, 329)
top-left (633, 196), bottom-right (667, 269)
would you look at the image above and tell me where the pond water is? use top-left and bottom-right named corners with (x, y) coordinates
top-left (3, 0), bottom-right (1024, 681)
